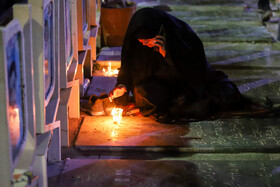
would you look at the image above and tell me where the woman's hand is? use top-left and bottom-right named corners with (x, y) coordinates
top-left (109, 84), bottom-right (127, 102)
top-left (154, 35), bottom-right (166, 57)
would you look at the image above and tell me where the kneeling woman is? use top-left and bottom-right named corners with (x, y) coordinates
top-left (109, 7), bottom-right (245, 121)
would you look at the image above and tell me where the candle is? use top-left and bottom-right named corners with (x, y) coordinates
top-left (111, 107), bottom-right (123, 124)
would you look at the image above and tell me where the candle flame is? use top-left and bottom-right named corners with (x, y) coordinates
top-left (113, 69), bottom-right (119, 75)
top-left (103, 62), bottom-right (119, 76)
top-left (111, 107), bottom-right (123, 124)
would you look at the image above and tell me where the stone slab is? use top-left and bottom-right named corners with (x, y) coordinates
top-left (187, 118), bottom-right (280, 152)
top-left (168, 6), bottom-right (260, 22)
top-left (75, 116), bottom-right (190, 149)
top-left (236, 78), bottom-right (280, 103)
top-left (96, 47), bottom-right (121, 68)
top-left (205, 43), bottom-right (280, 68)
top-left (85, 76), bottom-right (117, 97)
top-left (160, 0), bottom-right (244, 5)
top-left (193, 23), bottom-right (274, 43)
top-left (75, 116), bottom-right (280, 153)
top-left (48, 159), bottom-right (280, 187)
top-left (137, 4), bottom-right (274, 43)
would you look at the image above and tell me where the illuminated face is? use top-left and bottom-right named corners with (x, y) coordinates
top-left (138, 37), bottom-right (156, 48)
top-left (138, 37), bottom-right (166, 58)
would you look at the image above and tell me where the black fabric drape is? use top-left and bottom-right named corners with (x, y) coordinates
top-left (115, 7), bottom-right (243, 117)
top-left (118, 7), bottom-right (214, 92)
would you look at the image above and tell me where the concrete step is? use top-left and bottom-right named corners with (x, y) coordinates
top-left (96, 46), bottom-right (122, 68)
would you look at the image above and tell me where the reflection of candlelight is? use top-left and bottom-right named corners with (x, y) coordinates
top-left (9, 107), bottom-right (20, 147)
top-left (111, 129), bottom-right (117, 138)
top-left (103, 62), bottom-right (119, 76)
top-left (111, 107), bottom-right (123, 124)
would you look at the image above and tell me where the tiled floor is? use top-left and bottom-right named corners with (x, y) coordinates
top-left (49, 0), bottom-right (280, 186)
top-left (48, 159), bottom-right (280, 186)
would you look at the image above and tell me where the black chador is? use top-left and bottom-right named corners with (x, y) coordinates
top-left (111, 7), bottom-right (245, 119)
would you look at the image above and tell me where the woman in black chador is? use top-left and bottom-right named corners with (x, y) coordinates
top-left (109, 7), bottom-right (246, 122)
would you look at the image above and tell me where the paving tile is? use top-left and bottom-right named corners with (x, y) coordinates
top-left (75, 116), bottom-right (280, 153)
top-left (168, 6), bottom-right (260, 22)
top-left (205, 43), bottom-right (280, 67)
top-left (48, 159), bottom-right (280, 187)
top-left (137, 4), bottom-right (275, 43)
top-left (75, 116), bottom-right (190, 149)
top-left (96, 47), bottom-right (121, 68)
top-left (186, 118), bottom-right (280, 152)
top-left (85, 76), bottom-right (117, 97)
top-left (160, 0), bottom-right (244, 5)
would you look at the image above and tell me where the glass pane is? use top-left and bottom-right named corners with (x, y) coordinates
top-left (44, 2), bottom-right (54, 98)
top-left (65, 0), bottom-right (73, 66)
top-left (82, 0), bottom-right (88, 32)
top-left (6, 33), bottom-right (24, 161)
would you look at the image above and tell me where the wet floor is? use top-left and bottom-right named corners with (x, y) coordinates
top-left (49, 0), bottom-right (280, 186)
top-left (48, 159), bottom-right (280, 186)
top-left (75, 116), bottom-right (191, 149)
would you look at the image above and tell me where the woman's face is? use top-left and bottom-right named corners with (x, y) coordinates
top-left (138, 36), bottom-right (166, 58)
top-left (138, 38), bottom-right (156, 48)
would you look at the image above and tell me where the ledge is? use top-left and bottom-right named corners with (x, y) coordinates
top-left (36, 131), bottom-right (51, 156)
top-left (78, 50), bottom-right (88, 65)
top-left (67, 58), bottom-right (78, 82)
top-left (90, 25), bottom-right (98, 38)
top-left (59, 87), bottom-right (72, 106)
top-left (45, 120), bottom-right (60, 133)
top-left (96, 47), bottom-right (121, 68)
top-left (46, 97), bottom-right (59, 125)
top-left (83, 30), bottom-right (90, 47)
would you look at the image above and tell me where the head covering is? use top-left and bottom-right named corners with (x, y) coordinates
top-left (119, 8), bottom-right (209, 90)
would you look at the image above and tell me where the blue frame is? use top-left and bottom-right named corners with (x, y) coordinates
top-left (65, 0), bottom-right (73, 68)
top-left (6, 32), bottom-right (25, 161)
top-left (44, 1), bottom-right (55, 99)
top-left (82, 0), bottom-right (88, 33)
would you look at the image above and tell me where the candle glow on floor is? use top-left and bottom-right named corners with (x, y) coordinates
top-left (103, 62), bottom-right (119, 76)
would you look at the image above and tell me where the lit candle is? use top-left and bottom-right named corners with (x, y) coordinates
top-left (113, 69), bottom-right (119, 75)
top-left (108, 62), bottom-right (112, 75)
top-left (111, 107), bottom-right (123, 124)
top-left (102, 62), bottom-right (119, 77)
